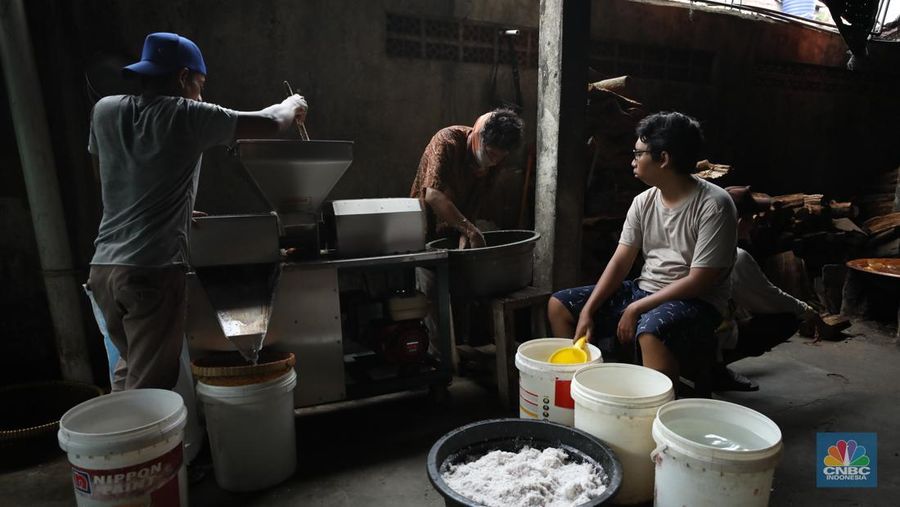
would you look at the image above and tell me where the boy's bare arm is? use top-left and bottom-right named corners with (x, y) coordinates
top-left (574, 243), bottom-right (640, 340)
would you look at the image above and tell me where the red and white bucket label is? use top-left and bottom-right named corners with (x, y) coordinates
top-left (70, 444), bottom-right (183, 506)
top-left (553, 378), bottom-right (575, 409)
top-left (519, 376), bottom-right (576, 426)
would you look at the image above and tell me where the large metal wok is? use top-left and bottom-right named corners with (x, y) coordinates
top-left (426, 230), bottom-right (540, 297)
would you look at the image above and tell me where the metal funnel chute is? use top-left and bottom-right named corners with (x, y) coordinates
top-left (236, 140), bottom-right (354, 233)
top-left (194, 263), bottom-right (282, 365)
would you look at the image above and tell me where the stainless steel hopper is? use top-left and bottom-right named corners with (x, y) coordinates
top-left (237, 139), bottom-right (354, 243)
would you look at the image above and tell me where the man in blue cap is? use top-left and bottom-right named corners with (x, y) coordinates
top-left (86, 32), bottom-right (308, 391)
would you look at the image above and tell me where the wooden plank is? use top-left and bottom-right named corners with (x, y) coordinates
top-left (819, 313), bottom-right (852, 341)
top-left (492, 302), bottom-right (517, 410)
top-left (862, 212), bottom-right (900, 235)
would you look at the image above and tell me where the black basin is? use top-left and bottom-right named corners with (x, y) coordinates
top-left (426, 230), bottom-right (540, 297)
top-left (427, 418), bottom-right (622, 506)
top-left (0, 381), bottom-right (104, 469)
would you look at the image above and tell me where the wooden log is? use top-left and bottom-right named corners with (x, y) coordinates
top-left (828, 201), bottom-right (858, 219)
top-left (803, 194), bottom-right (824, 206)
top-left (804, 203), bottom-right (825, 216)
top-left (862, 212), bottom-right (900, 235)
top-left (818, 313), bottom-right (852, 341)
top-left (695, 160), bottom-right (731, 180)
top-left (590, 75), bottom-right (630, 93)
top-left (793, 206), bottom-right (810, 221)
top-left (772, 193), bottom-right (806, 209)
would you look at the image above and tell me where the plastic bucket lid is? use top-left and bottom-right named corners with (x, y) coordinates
top-left (571, 363), bottom-right (673, 410)
top-left (652, 399), bottom-right (783, 471)
top-left (515, 338), bottom-right (603, 375)
top-left (58, 389), bottom-right (186, 456)
top-left (196, 368), bottom-right (297, 404)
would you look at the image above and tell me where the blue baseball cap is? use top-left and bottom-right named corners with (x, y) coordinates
top-left (123, 32), bottom-right (207, 77)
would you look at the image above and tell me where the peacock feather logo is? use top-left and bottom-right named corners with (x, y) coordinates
top-left (823, 439), bottom-right (870, 467)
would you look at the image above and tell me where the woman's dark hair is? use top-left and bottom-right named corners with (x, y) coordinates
top-left (635, 112), bottom-right (704, 174)
top-left (481, 108), bottom-right (524, 151)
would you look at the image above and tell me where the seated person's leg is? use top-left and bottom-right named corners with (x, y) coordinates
top-left (637, 333), bottom-right (680, 383)
top-left (548, 294), bottom-right (578, 338)
top-left (549, 282), bottom-right (645, 360)
top-left (635, 299), bottom-right (721, 384)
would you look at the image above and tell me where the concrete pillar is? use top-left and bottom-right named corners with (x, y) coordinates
top-left (534, 0), bottom-right (590, 291)
top-left (0, 0), bottom-right (93, 382)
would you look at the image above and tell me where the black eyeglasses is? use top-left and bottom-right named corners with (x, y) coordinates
top-left (632, 149), bottom-right (651, 160)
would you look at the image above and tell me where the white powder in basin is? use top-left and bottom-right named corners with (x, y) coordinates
top-left (441, 446), bottom-right (607, 507)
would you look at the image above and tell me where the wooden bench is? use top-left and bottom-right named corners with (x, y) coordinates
top-left (489, 286), bottom-right (552, 409)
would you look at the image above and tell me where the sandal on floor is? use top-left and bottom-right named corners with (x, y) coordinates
top-left (712, 365), bottom-right (759, 392)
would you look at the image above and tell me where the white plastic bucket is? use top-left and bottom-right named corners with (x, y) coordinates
top-left (174, 338), bottom-right (204, 465)
top-left (514, 338), bottom-right (602, 426)
top-left (571, 363), bottom-right (674, 505)
top-left (196, 369), bottom-right (297, 492)
top-left (57, 389), bottom-right (188, 506)
top-left (651, 399), bottom-right (783, 507)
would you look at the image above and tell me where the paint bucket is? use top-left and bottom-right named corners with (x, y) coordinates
top-left (651, 399), bottom-right (783, 507)
top-left (571, 363), bottom-right (674, 505)
top-left (57, 389), bottom-right (188, 506)
top-left (194, 352), bottom-right (297, 492)
top-left (514, 338), bottom-right (603, 426)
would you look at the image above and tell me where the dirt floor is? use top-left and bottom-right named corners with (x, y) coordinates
top-left (2, 320), bottom-right (898, 506)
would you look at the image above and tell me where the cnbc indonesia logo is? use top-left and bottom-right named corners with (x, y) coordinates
top-left (822, 439), bottom-right (871, 482)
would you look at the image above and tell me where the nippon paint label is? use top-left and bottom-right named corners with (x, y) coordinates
top-left (71, 444), bottom-right (183, 506)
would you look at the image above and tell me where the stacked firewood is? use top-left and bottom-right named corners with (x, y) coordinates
top-left (746, 186), bottom-right (899, 328)
top-left (750, 188), bottom-right (900, 263)
top-left (763, 194), bottom-right (862, 261)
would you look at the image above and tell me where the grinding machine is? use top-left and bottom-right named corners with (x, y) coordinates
top-left (185, 140), bottom-right (453, 408)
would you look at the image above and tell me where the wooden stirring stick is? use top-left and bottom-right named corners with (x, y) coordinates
top-left (283, 80), bottom-right (310, 141)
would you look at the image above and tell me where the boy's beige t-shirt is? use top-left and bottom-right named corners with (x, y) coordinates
top-left (619, 176), bottom-right (737, 315)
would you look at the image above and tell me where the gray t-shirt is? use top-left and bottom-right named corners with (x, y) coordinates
top-left (619, 176), bottom-right (737, 315)
top-left (88, 95), bottom-right (238, 267)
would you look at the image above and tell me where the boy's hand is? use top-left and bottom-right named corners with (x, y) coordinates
top-left (617, 305), bottom-right (640, 344)
top-left (574, 312), bottom-right (594, 343)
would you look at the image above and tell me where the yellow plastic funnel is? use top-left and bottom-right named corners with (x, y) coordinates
top-left (548, 337), bottom-right (589, 364)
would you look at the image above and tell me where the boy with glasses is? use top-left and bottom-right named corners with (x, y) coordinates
top-left (548, 112), bottom-right (737, 384)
